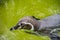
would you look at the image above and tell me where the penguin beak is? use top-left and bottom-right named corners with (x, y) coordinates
top-left (10, 25), bottom-right (20, 31)
top-left (10, 27), bottom-right (13, 31)
top-left (19, 25), bottom-right (25, 29)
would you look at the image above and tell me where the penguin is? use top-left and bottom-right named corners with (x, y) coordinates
top-left (10, 14), bottom-right (60, 34)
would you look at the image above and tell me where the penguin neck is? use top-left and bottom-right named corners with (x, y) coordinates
top-left (38, 20), bottom-right (48, 30)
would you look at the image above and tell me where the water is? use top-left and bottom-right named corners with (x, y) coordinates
top-left (0, 0), bottom-right (60, 40)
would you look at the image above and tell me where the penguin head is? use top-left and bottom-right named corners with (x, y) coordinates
top-left (18, 22), bottom-right (34, 30)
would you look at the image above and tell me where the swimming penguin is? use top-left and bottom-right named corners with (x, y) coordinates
top-left (10, 14), bottom-right (60, 34)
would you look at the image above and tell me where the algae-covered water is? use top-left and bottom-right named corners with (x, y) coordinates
top-left (0, 0), bottom-right (60, 40)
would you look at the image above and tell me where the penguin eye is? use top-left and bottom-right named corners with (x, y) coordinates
top-left (21, 23), bottom-right (23, 26)
top-left (20, 23), bottom-right (25, 26)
